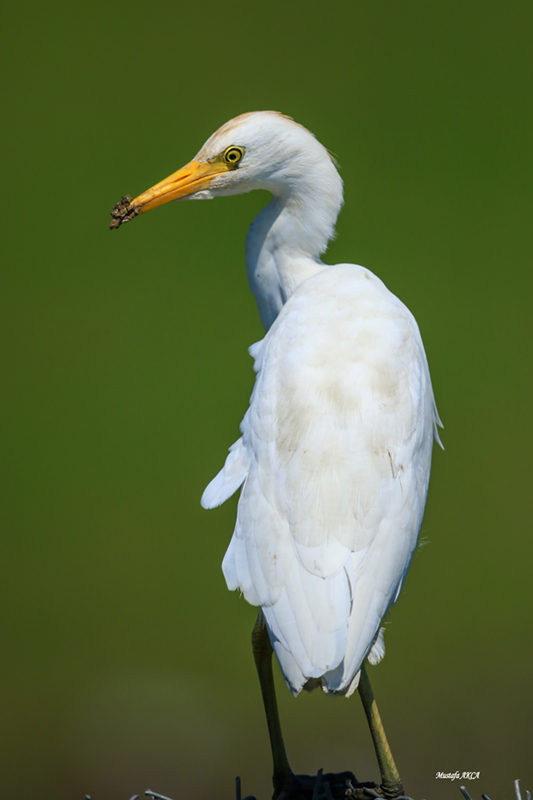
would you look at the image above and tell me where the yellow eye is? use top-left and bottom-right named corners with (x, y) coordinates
top-left (223, 146), bottom-right (245, 167)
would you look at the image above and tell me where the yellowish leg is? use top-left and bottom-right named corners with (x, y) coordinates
top-left (358, 662), bottom-right (404, 798)
top-left (252, 612), bottom-right (293, 795)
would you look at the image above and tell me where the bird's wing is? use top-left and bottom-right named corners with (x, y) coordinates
top-left (203, 264), bottom-right (438, 693)
top-left (201, 437), bottom-right (250, 509)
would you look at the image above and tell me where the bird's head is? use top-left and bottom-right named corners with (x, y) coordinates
top-left (110, 111), bottom-right (342, 228)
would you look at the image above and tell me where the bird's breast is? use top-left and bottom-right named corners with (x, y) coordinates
top-left (244, 263), bottom-right (435, 552)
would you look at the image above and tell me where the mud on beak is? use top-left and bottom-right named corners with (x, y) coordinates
top-left (109, 159), bottom-right (228, 229)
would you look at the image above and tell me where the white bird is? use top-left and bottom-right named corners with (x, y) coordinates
top-left (111, 111), bottom-right (442, 799)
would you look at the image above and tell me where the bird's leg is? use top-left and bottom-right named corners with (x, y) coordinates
top-left (252, 612), bottom-right (293, 796)
top-left (357, 662), bottom-right (404, 799)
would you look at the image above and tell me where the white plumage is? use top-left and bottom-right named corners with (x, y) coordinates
top-left (203, 261), bottom-right (441, 696)
top-left (122, 110), bottom-right (442, 700)
top-left (196, 112), bottom-right (442, 697)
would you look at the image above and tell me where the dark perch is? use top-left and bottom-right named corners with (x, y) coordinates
top-left (82, 778), bottom-right (530, 800)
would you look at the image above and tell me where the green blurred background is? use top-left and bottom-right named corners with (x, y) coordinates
top-left (1, 1), bottom-right (532, 798)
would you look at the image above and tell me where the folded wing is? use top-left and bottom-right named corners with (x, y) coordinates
top-left (202, 265), bottom-right (439, 694)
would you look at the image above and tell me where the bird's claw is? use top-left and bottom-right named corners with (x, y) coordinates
top-left (272, 770), bottom-right (378, 800)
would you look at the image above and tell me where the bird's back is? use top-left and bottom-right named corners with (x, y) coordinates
top-left (202, 263), bottom-right (440, 695)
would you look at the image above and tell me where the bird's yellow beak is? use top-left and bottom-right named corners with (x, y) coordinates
top-left (132, 159), bottom-right (225, 212)
top-left (109, 159), bottom-right (229, 229)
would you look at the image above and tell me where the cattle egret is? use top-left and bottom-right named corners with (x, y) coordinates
top-left (110, 111), bottom-right (442, 799)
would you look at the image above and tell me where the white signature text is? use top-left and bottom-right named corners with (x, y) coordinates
top-left (436, 772), bottom-right (480, 781)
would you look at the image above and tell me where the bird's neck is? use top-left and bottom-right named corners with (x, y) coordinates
top-left (245, 174), bottom-right (343, 331)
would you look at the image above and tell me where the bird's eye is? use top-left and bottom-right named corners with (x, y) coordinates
top-left (223, 146), bottom-right (245, 167)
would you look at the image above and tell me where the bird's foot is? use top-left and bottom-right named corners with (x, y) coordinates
top-left (273, 768), bottom-right (379, 800)
top-left (367, 780), bottom-right (405, 800)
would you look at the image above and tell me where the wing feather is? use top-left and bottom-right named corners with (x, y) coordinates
top-left (204, 264), bottom-right (438, 694)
